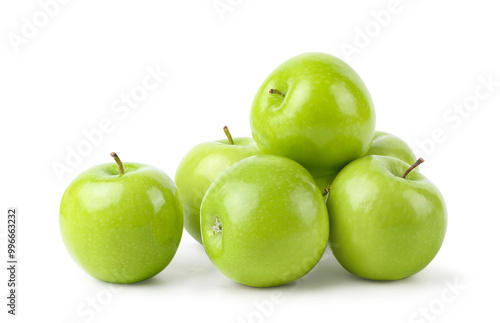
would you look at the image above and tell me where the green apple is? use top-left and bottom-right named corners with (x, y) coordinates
top-left (250, 52), bottom-right (376, 175)
top-left (60, 153), bottom-right (183, 283)
top-left (201, 155), bottom-right (329, 287)
top-left (175, 126), bottom-right (260, 244)
top-left (311, 169), bottom-right (340, 193)
top-left (327, 156), bottom-right (447, 280)
top-left (365, 131), bottom-right (416, 166)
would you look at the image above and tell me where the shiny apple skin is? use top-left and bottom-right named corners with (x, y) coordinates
top-left (365, 131), bottom-right (417, 166)
top-left (250, 52), bottom-right (376, 174)
top-left (175, 137), bottom-right (260, 244)
top-left (60, 162), bottom-right (183, 283)
top-left (201, 155), bottom-right (329, 287)
top-left (327, 156), bottom-right (447, 280)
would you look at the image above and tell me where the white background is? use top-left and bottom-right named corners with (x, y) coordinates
top-left (1, 0), bottom-right (499, 322)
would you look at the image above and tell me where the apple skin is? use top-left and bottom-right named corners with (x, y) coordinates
top-left (201, 155), bottom-right (329, 287)
top-left (60, 162), bottom-right (183, 283)
top-left (312, 169), bottom-right (340, 192)
top-left (250, 52), bottom-right (376, 174)
top-left (175, 137), bottom-right (260, 244)
top-left (364, 131), bottom-right (416, 166)
top-left (326, 156), bottom-right (447, 280)
top-left (314, 131), bottom-right (415, 190)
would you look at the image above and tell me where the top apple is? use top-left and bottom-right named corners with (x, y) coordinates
top-left (250, 52), bottom-right (376, 174)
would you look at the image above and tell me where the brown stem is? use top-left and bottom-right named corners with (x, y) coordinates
top-left (110, 152), bottom-right (125, 175)
top-left (402, 158), bottom-right (424, 179)
top-left (269, 89), bottom-right (286, 97)
top-left (322, 185), bottom-right (331, 196)
top-left (223, 126), bottom-right (234, 145)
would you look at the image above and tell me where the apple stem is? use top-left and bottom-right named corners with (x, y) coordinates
top-left (402, 158), bottom-right (424, 179)
top-left (212, 216), bottom-right (222, 235)
top-left (223, 126), bottom-right (234, 145)
top-left (322, 185), bottom-right (331, 196)
top-left (269, 89), bottom-right (286, 97)
top-left (110, 152), bottom-right (125, 176)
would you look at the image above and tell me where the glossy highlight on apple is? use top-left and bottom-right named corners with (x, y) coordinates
top-left (59, 52), bottom-right (447, 288)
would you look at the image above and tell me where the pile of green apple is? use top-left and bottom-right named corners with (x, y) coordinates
top-left (60, 53), bottom-right (447, 287)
